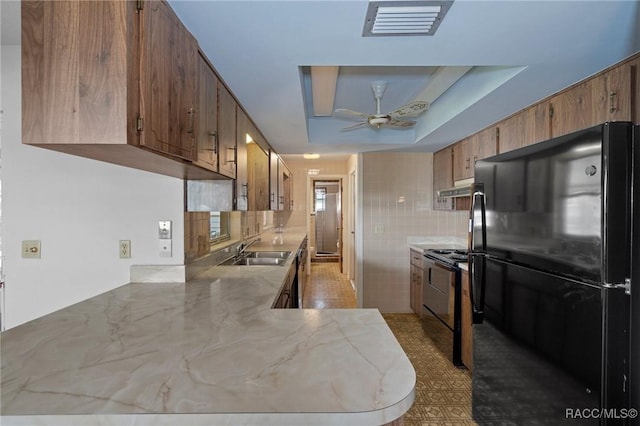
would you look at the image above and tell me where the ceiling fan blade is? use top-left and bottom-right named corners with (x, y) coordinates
top-left (334, 108), bottom-right (369, 120)
top-left (388, 101), bottom-right (429, 118)
top-left (341, 121), bottom-right (369, 131)
top-left (386, 118), bottom-right (416, 128)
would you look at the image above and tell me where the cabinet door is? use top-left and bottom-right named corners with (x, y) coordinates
top-left (453, 137), bottom-right (474, 181)
top-left (498, 102), bottom-right (551, 154)
top-left (409, 251), bottom-right (425, 318)
top-left (549, 81), bottom-right (594, 138)
top-left (235, 108), bottom-right (249, 210)
top-left (433, 147), bottom-right (453, 210)
top-left (270, 151), bottom-right (280, 210)
top-left (497, 114), bottom-right (525, 154)
top-left (217, 82), bottom-right (237, 178)
top-left (140, 0), bottom-right (197, 161)
top-left (522, 101), bottom-right (551, 147)
top-left (251, 143), bottom-right (270, 210)
top-left (591, 63), bottom-right (632, 123)
top-left (410, 264), bottom-right (418, 314)
top-left (196, 54), bottom-right (218, 171)
top-left (22, 0), bottom-right (133, 145)
top-left (281, 162), bottom-right (293, 211)
top-left (474, 126), bottom-right (497, 162)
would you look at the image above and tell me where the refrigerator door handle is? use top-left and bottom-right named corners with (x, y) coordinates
top-left (470, 183), bottom-right (487, 252)
top-left (469, 183), bottom-right (487, 324)
top-left (469, 253), bottom-right (486, 324)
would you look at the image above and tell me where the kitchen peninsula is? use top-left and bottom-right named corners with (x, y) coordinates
top-left (1, 233), bottom-right (415, 426)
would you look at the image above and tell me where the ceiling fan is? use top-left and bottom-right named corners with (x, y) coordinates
top-left (334, 80), bottom-right (429, 130)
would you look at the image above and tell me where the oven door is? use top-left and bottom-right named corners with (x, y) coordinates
top-left (423, 257), bottom-right (456, 330)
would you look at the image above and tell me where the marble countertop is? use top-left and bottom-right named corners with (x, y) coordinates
top-left (1, 232), bottom-right (415, 425)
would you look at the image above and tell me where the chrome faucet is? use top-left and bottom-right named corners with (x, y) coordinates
top-left (235, 236), bottom-right (261, 259)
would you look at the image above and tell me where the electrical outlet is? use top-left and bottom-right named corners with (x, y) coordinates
top-left (119, 240), bottom-right (131, 258)
top-left (159, 240), bottom-right (172, 257)
top-left (374, 224), bottom-right (384, 234)
top-left (22, 240), bottom-right (41, 259)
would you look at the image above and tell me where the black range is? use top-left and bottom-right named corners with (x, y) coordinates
top-left (422, 247), bottom-right (468, 366)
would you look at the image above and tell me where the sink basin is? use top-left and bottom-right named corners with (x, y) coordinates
top-left (244, 251), bottom-right (291, 259)
top-left (219, 252), bottom-right (290, 266)
top-left (242, 257), bottom-right (286, 266)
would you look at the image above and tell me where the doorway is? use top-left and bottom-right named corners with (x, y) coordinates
top-left (312, 180), bottom-right (342, 263)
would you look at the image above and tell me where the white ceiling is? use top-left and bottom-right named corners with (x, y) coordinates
top-left (169, 0), bottom-right (640, 156)
top-left (3, 1), bottom-right (639, 158)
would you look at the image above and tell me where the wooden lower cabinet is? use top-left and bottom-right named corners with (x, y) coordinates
top-left (461, 269), bottom-right (473, 371)
top-left (409, 250), bottom-right (424, 317)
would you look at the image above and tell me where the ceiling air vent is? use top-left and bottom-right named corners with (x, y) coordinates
top-left (362, 1), bottom-right (453, 37)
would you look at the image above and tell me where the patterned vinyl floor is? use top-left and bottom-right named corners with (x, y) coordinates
top-left (303, 261), bottom-right (476, 426)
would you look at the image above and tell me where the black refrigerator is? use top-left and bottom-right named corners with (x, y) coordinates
top-left (470, 122), bottom-right (637, 425)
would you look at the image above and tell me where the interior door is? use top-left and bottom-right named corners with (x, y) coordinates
top-left (313, 179), bottom-right (342, 266)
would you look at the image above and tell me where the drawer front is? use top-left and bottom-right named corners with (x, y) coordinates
top-left (410, 249), bottom-right (423, 266)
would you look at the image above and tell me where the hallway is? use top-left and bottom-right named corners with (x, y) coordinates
top-left (303, 261), bottom-right (475, 425)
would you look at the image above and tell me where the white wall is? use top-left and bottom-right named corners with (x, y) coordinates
top-left (2, 43), bottom-right (185, 328)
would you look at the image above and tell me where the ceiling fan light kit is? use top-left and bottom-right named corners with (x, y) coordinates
top-left (334, 80), bottom-right (428, 131)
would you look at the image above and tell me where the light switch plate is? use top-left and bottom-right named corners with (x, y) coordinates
top-left (159, 221), bottom-right (172, 239)
top-left (22, 240), bottom-right (41, 259)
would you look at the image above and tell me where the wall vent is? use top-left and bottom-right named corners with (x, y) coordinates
top-left (362, 1), bottom-right (453, 37)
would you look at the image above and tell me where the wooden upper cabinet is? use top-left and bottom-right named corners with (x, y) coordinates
top-left (235, 107), bottom-right (249, 210)
top-left (452, 137), bottom-right (473, 181)
top-left (247, 142), bottom-right (270, 211)
top-left (248, 125), bottom-right (271, 211)
top-left (591, 61), bottom-right (632, 123)
top-left (522, 102), bottom-right (551, 147)
top-left (280, 161), bottom-right (293, 211)
top-left (139, 0), bottom-right (198, 161)
top-left (269, 151), bottom-right (280, 210)
top-left (497, 113), bottom-right (525, 154)
top-left (550, 58), bottom-right (636, 138)
top-left (21, 0), bottom-right (219, 179)
top-left (549, 81), bottom-right (593, 138)
top-left (453, 128), bottom-right (496, 181)
top-left (217, 82), bottom-right (237, 179)
top-left (632, 56), bottom-right (640, 124)
top-left (195, 53), bottom-right (219, 172)
top-left (22, 0), bottom-right (136, 145)
top-left (498, 102), bottom-right (550, 154)
top-left (433, 147), bottom-right (453, 211)
top-left (475, 126), bottom-right (497, 160)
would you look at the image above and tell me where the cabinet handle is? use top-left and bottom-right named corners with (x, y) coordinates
top-left (609, 92), bottom-right (617, 113)
top-left (271, 192), bottom-right (275, 203)
top-left (226, 146), bottom-right (236, 164)
top-left (242, 183), bottom-right (248, 198)
top-left (465, 157), bottom-right (470, 170)
top-left (473, 155), bottom-right (478, 164)
top-left (206, 131), bottom-right (217, 154)
top-left (187, 107), bottom-right (195, 134)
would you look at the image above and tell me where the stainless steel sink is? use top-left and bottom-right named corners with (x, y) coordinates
top-left (219, 251), bottom-right (290, 266)
top-left (244, 251), bottom-right (290, 259)
top-left (240, 257), bottom-right (287, 266)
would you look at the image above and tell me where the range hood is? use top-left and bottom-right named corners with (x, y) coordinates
top-left (437, 177), bottom-right (474, 198)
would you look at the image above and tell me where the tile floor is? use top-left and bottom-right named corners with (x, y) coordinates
top-left (303, 261), bottom-right (476, 425)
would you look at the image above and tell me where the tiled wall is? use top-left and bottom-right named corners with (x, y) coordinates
top-left (362, 152), bottom-right (468, 312)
